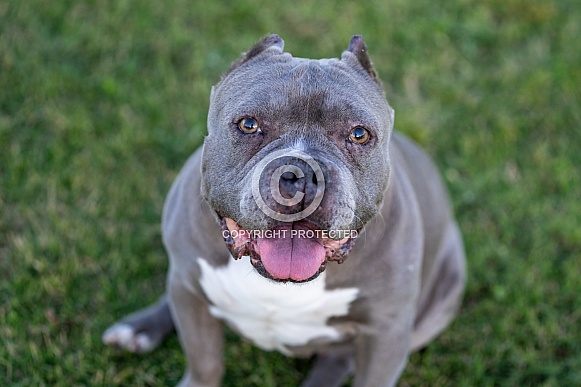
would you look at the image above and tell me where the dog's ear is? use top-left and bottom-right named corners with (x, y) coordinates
top-left (226, 34), bottom-right (284, 75)
top-left (342, 35), bottom-right (380, 84)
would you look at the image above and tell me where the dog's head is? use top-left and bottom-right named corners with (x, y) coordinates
top-left (201, 35), bottom-right (394, 283)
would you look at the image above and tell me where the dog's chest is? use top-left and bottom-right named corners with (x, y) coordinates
top-left (198, 258), bottom-right (359, 355)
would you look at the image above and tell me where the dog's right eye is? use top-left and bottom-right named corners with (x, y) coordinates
top-left (348, 126), bottom-right (370, 145)
top-left (237, 117), bottom-right (261, 134)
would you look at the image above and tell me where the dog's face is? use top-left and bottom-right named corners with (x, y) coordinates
top-left (201, 35), bottom-right (394, 283)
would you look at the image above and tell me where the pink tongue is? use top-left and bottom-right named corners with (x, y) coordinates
top-left (256, 225), bottom-right (325, 281)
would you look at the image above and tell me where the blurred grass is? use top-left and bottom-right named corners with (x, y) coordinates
top-left (1, 0), bottom-right (580, 385)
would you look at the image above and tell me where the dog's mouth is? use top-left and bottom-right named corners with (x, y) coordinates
top-left (219, 217), bottom-right (358, 283)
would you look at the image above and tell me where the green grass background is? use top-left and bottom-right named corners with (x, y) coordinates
top-left (1, 0), bottom-right (580, 385)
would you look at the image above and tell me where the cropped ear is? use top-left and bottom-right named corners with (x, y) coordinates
top-left (341, 35), bottom-right (380, 84)
top-left (225, 34), bottom-right (284, 75)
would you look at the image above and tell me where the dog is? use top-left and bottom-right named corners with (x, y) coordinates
top-left (103, 34), bottom-right (466, 387)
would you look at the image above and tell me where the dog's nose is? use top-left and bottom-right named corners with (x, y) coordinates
top-left (257, 154), bottom-right (327, 214)
top-left (311, 171), bottom-right (318, 185)
top-left (279, 169), bottom-right (304, 200)
top-left (281, 171), bottom-right (299, 182)
top-left (280, 170), bottom-right (317, 185)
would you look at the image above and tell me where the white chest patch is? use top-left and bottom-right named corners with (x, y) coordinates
top-left (198, 257), bottom-right (359, 355)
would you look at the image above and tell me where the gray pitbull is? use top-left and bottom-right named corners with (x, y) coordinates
top-left (103, 34), bottom-right (466, 386)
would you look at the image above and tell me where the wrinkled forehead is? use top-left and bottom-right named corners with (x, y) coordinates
top-left (211, 55), bottom-right (391, 127)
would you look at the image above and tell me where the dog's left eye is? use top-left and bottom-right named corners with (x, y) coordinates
top-left (348, 126), bottom-right (370, 145)
top-left (237, 117), bottom-right (261, 134)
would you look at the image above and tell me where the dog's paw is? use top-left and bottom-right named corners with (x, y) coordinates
top-left (102, 323), bottom-right (156, 353)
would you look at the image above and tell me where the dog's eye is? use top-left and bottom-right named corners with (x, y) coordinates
top-left (348, 127), bottom-right (370, 145)
top-left (237, 117), bottom-right (260, 134)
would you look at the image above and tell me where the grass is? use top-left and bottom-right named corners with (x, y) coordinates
top-left (1, 0), bottom-right (580, 385)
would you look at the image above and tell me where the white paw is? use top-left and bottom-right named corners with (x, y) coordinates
top-left (102, 323), bottom-right (156, 353)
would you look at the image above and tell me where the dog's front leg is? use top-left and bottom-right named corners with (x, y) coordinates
top-left (168, 272), bottom-right (224, 387)
top-left (301, 349), bottom-right (355, 387)
top-left (352, 310), bottom-right (415, 387)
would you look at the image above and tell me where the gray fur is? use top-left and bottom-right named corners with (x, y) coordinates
top-left (103, 35), bottom-right (465, 387)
